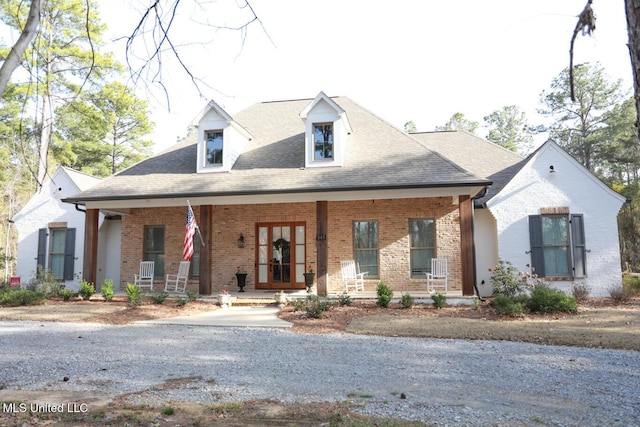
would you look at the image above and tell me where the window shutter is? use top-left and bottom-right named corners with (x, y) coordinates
top-left (63, 228), bottom-right (76, 281)
top-left (528, 215), bottom-right (545, 278)
top-left (37, 228), bottom-right (47, 270)
top-left (571, 214), bottom-right (587, 277)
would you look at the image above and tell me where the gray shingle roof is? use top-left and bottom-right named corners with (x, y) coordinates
top-left (410, 131), bottom-right (525, 206)
top-left (65, 97), bottom-right (490, 203)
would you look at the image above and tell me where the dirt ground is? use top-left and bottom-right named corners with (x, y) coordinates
top-left (1, 295), bottom-right (639, 426)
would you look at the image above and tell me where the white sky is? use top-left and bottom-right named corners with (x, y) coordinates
top-left (101, 0), bottom-right (632, 153)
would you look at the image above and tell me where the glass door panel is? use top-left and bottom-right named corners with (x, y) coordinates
top-left (255, 222), bottom-right (306, 289)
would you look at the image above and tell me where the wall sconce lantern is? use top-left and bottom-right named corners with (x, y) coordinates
top-left (549, 165), bottom-right (556, 173)
top-left (237, 233), bottom-right (245, 248)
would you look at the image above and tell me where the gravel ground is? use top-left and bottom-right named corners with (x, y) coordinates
top-left (1, 320), bottom-right (638, 426)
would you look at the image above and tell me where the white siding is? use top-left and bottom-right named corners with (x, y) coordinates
top-left (486, 142), bottom-right (625, 296)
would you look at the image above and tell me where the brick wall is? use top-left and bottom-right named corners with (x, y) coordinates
top-left (120, 197), bottom-right (461, 294)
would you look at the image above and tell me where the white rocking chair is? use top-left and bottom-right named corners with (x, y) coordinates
top-left (426, 258), bottom-right (448, 293)
top-left (165, 261), bottom-right (190, 293)
top-left (341, 260), bottom-right (367, 292)
top-left (134, 261), bottom-right (154, 290)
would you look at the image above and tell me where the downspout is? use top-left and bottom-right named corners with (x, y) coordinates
top-left (74, 204), bottom-right (86, 214)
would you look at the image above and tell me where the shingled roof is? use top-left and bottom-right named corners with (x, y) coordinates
top-left (65, 97), bottom-right (490, 204)
top-left (410, 130), bottom-right (525, 206)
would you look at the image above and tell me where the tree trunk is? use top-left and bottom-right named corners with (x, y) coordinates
top-left (0, 0), bottom-right (42, 97)
top-left (625, 0), bottom-right (640, 133)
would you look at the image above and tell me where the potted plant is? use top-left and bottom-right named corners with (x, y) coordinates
top-left (235, 266), bottom-right (248, 292)
top-left (303, 266), bottom-right (315, 293)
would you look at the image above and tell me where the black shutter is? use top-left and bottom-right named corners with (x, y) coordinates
top-left (571, 214), bottom-right (587, 277)
top-left (37, 228), bottom-right (47, 271)
top-left (528, 215), bottom-right (545, 278)
top-left (63, 228), bottom-right (76, 281)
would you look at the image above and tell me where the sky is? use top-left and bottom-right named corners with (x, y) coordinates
top-left (99, 0), bottom-right (632, 154)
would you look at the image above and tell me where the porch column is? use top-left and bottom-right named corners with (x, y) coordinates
top-left (316, 201), bottom-right (328, 296)
top-left (83, 208), bottom-right (99, 285)
top-left (459, 195), bottom-right (475, 295)
top-left (198, 205), bottom-right (212, 295)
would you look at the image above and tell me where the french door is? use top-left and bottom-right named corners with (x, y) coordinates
top-left (256, 222), bottom-right (307, 290)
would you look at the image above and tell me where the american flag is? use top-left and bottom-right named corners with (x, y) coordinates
top-left (183, 205), bottom-right (197, 261)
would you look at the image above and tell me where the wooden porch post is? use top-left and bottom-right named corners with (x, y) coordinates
top-left (83, 208), bottom-right (99, 286)
top-left (198, 205), bottom-right (212, 295)
top-left (459, 195), bottom-right (475, 295)
top-left (316, 201), bottom-right (328, 296)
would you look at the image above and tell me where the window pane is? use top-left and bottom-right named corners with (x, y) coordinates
top-left (50, 229), bottom-right (66, 253)
top-left (49, 229), bottom-right (66, 279)
top-left (206, 131), bottom-right (223, 165)
top-left (411, 248), bottom-right (434, 275)
top-left (313, 123), bottom-right (333, 160)
top-left (542, 216), bottom-right (568, 245)
top-left (410, 219), bottom-right (434, 247)
top-left (144, 226), bottom-right (165, 276)
top-left (354, 221), bottom-right (378, 276)
top-left (544, 247), bottom-right (570, 276)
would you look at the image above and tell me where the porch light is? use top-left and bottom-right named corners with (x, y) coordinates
top-left (237, 233), bottom-right (245, 248)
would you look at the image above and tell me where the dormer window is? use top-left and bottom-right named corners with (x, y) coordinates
top-left (205, 130), bottom-right (223, 166)
top-left (313, 123), bottom-right (334, 160)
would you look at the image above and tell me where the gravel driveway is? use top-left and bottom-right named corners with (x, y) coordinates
top-left (1, 320), bottom-right (638, 426)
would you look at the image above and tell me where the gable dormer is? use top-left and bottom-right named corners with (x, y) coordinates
top-left (300, 92), bottom-right (352, 168)
top-left (195, 100), bottom-right (252, 173)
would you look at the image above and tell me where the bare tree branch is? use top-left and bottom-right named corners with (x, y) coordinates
top-left (570, 0), bottom-right (596, 102)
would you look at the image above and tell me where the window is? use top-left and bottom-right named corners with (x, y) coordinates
top-left (313, 123), bottom-right (333, 160)
top-left (353, 221), bottom-right (378, 276)
top-left (37, 228), bottom-right (75, 280)
top-left (409, 219), bottom-right (435, 276)
top-left (529, 214), bottom-right (586, 278)
top-left (144, 226), bottom-right (165, 277)
top-left (205, 130), bottom-right (223, 165)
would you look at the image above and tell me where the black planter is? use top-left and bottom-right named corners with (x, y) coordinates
top-left (303, 272), bottom-right (315, 292)
top-left (236, 273), bottom-right (248, 292)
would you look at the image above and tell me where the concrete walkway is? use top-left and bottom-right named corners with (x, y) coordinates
top-left (135, 305), bottom-right (292, 328)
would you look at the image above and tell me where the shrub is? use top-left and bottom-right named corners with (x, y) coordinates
top-left (186, 290), bottom-right (200, 302)
top-left (60, 288), bottom-right (75, 301)
top-left (491, 294), bottom-right (526, 316)
top-left (174, 296), bottom-right (189, 307)
top-left (376, 281), bottom-right (393, 308)
top-left (622, 275), bottom-right (640, 295)
top-left (400, 292), bottom-right (414, 308)
top-left (101, 279), bottom-right (114, 301)
top-left (489, 260), bottom-right (529, 297)
top-left (162, 406), bottom-right (175, 416)
top-left (304, 296), bottom-right (334, 319)
top-left (0, 288), bottom-right (45, 306)
top-left (431, 292), bottom-right (446, 309)
top-left (125, 283), bottom-right (142, 307)
top-left (78, 280), bottom-right (95, 301)
top-left (336, 292), bottom-right (353, 306)
top-left (527, 285), bottom-right (578, 314)
top-left (570, 282), bottom-right (591, 302)
top-left (608, 283), bottom-right (635, 305)
top-left (150, 291), bottom-right (169, 304)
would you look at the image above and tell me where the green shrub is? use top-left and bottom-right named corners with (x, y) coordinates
top-left (101, 279), bottom-right (114, 301)
top-left (399, 292), bottom-right (414, 308)
top-left (0, 288), bottom-right (45, 306)
top-left (125, 283), bottom-right (142, 307)
top-left (336, 292), bottom-right (353, 306)
top-left (491, 294), bottom-right (526, 316)
top-left (174, 296), bottom-right (189, 307)
top-left (489, 260), bottom-right (529, 297)
top-left (150, 291), bottom-right (169, 304)
top-left (304, 296), bottom-right (334, 319)
top-left (186, 290), bottom-right (200, 302)
top-left (78, 280), bottom-right (95, 301)
top-left (622, 275), bottom-right (640, 295)
top-left (376, 281), bottom-right (393, 308)
top-left (527, 285), bottom-right (578, 313)
top-left (60, 288), bottom-right (74, 301)
top-left (162, 406), bottom-right (175, 416)
top-left (431, 292), bottom-right (446, 309)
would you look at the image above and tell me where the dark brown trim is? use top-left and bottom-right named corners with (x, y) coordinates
top-left (198, 205), bottom-right (212, 295)
top-left (83, 209), bottom-right (99, 286)
top-left (316, 201), bottom-right (328, 296)
top-left (459, 195), bottom-right (475, 295)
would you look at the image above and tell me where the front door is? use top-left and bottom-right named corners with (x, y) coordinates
top-left (256, 222), bottom-right (307, 290)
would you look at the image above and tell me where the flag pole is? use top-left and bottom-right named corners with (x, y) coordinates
top-left (187, 200), bottom-right (206, 247)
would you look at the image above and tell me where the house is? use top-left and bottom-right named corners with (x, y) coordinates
top-left (63, 92), bottom-right (490, 295)
top-left (11, 166), bottom-right (121, 290)
top-left (412, 131), bottom-right (626, 297)
top-left (62, 93), bottom-right (625, 297)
